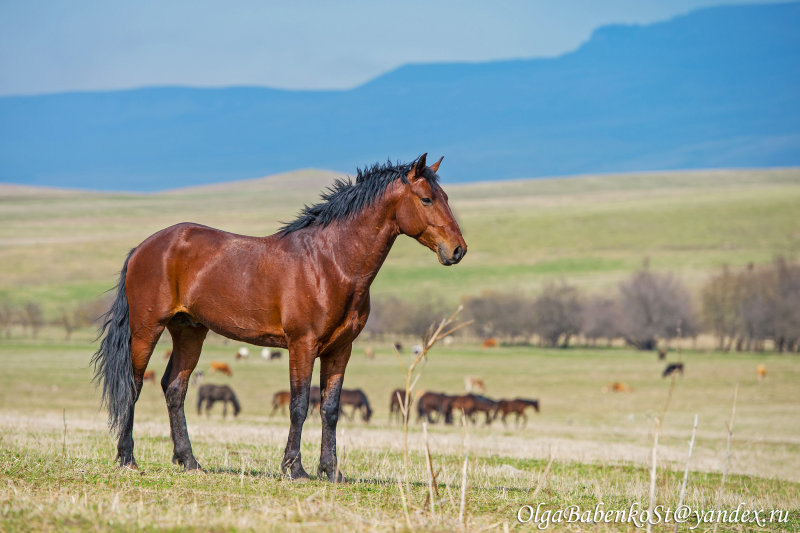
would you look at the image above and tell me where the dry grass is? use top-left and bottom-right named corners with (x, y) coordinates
top-left (0, 339), bottom-right (798, 531)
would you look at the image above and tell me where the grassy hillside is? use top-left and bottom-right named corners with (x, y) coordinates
top-left (1, 167), bottom-right (799, 317)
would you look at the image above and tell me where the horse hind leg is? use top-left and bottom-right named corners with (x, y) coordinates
top-left (117, 326), bottom-right (165, 469)
top-left (162, 320), bottom-right (208, 471)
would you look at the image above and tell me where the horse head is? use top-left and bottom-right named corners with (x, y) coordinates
top-left (394, 153), bottom-right (467, 266)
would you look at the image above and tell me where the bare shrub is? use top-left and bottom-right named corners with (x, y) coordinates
top-left (462, 291), bottom-right (533, 342)
top-left (618, 269), bottom-right (697, 350)
top-left (582, 296), bottom-right (622, 346)
top-left (531, 282), bottom-right (583, 348)
top-left (363, 296), bottom-right (447, 339)
top-left (700, 266), bottom-right (744, 351)
top-left (21, 301), bottom-right (44, 339)
top-left (0, 302), bottom-right (15, 339)
top-left (772, 257), bottom-right (800, 352)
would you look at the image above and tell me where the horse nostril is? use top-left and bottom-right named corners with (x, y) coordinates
top-left (453, 246), bottom-right (463, 261)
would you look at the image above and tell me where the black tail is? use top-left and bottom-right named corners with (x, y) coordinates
top-left (91, 249), bottom-right (135, 438)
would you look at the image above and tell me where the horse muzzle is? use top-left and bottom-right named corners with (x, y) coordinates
top-left (437, 243), bottom-right (466, 266)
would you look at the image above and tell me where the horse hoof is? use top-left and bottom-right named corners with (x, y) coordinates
top-left (118, 463), bottom-right (139, 472)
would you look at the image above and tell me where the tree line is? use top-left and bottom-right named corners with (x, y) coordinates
top-left (2, 257), bottom-right (798, 352)
top-left (365, 257), bottom-right (800, 353)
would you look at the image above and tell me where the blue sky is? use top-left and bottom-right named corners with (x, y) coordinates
top-left (0, 1), bottom-right (791, 96)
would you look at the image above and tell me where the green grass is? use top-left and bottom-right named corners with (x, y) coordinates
top-left (1, 339), bottom-right (798, 531)
top-left (2, 167), bottom-right (799, 317)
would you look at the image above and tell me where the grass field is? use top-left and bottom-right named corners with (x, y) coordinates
top-left (1, 167), bottom-right (799, 317)
top-left (1, 336), bottom-right (798, 531)
top-left (1, 167), bottom-right (799, 530)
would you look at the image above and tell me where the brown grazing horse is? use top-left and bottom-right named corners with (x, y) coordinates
top-left (91, 155), bottom-right (466, 481)
top-left (416, 391), bottom-right (454, 424)
top-left (271, 390), bottom-right (291, 416)
top-left (449, 394), bottom-right (497, 425)
top-left (338, 388), bottom-right (373, 422)
top-left (493, 398), bottom-right (540, 427)
top-left (389, 388), bottom-right (409, 424)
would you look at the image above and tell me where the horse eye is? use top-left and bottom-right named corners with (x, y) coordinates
top-left (421, 197), bottom-right (433, 206)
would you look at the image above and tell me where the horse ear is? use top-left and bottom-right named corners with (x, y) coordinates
top-left (429, 156), bottom-right (444, 173)
top-left (409, 153), bottom-right (428, 181)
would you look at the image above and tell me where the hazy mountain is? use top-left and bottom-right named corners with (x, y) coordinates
top-left (1, 2), bottom-right (798, 191)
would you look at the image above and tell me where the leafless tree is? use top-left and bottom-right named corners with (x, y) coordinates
top-left (582, 296), bottom-right (622, 346)
top-left (0, 302), bottom-right (14, 339)
top-left (701, 266), bottom-right (744, 351)
top-left (618, 269), bottom-right (697, 350)
top-left (21, 301), bottom-right (44, 339)
top-left (531, 282), bottom-right (583, 348)
top-left (463, 291), bottom-right (534, 342)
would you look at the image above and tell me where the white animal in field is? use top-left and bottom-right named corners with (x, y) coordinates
top-left (261, 348), bottom-right (270, 360)
top-left (236, 346), bottom-right (250, 359)
top-left (412, 344), bottom-right (423, 355)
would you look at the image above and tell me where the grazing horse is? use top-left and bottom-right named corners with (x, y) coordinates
top-left (416, 391), bottom-right (454, 424)
top-left (197, 384), bottom-right (241, 418)
top-left (271, 390), bottom-right (291, 416)
top-left (209, 361), bottom-right (233, 376)
top-left (389, 388), bottom-right (410, 423)
top-left (338, 388), bottom-right (373, 422)
top-left (142, 369), bottom-right (156, 384)
top-left (493, 398), bottom-right (540, 428)
top-left (91, 154), bottom-right (466, 481)
top-left (307, 386), bottom-right (322, 415)
top-left (448, 394), bottom-right (497, 425)
top-left (662, 362), bottom-right (684, 378)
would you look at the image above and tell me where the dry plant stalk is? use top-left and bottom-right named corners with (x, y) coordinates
top-left (459, 410), bottom-right (470, 526)
top-left (674, 414), bottom-right (699, 533)
top-left (396, 305), bottom-right (472, 497)
top-left (530, 450), bottom-right (555, 501)
top-left (646, 418), bottom-right (660, 533)
top-left (713, 383), bottom-right (739, 533)
top-left (422, 422), bottom-right (438, 513)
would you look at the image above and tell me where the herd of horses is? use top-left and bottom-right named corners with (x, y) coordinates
top-left (194, 379), bottom-right (541, 429)
top-left (399, 390), bottom-right (541, 427)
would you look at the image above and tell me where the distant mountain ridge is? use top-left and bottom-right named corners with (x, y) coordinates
top-left (1, 2), bottom-right (798, 191)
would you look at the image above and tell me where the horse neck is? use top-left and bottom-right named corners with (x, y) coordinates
top-left (315, 203), bottom-right (399, 288)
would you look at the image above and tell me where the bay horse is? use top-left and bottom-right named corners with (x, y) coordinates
top-left (91, 154), bottom-right (466, 481)
top-left (338, 388), bottom-right (373, 422)
top-left (389, 388), bottom-right (409, 424)
top-left (448, 394), bottom-right (497, 426)
top-left (271, 390), bottom-right (291, 416)
top-left (493, 398), bottom-right (540, 428)
top-left (416, 391), bottom-right (454, 424)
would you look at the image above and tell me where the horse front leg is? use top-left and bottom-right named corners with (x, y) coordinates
top-left (318, 344), bottom-right (351, 482)
top-left (281, 342), bottom-right (315, 481)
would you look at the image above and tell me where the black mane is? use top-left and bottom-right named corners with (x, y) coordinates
top-left (279, 157), bottom-right (439, 236)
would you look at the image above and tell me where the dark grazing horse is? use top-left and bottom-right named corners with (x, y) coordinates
top-left (307, 386), bottom-right (322, 415)
top-left (389, 388), bottom-right (410, 424)
top-left (448, 394), bottom-right (498, 426)
top-left (662, 362), bottom-right (684, 378)
top-left (91, 155), bottom-right (466, 481)
top-left (493, 398), bottom-right (540, 428)
top-left (416, 391), bottom-right (454, 424)
top-left (338, 388), bottom-right (373, 422)
top-left (197, 384), bottom-right (241, 418)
